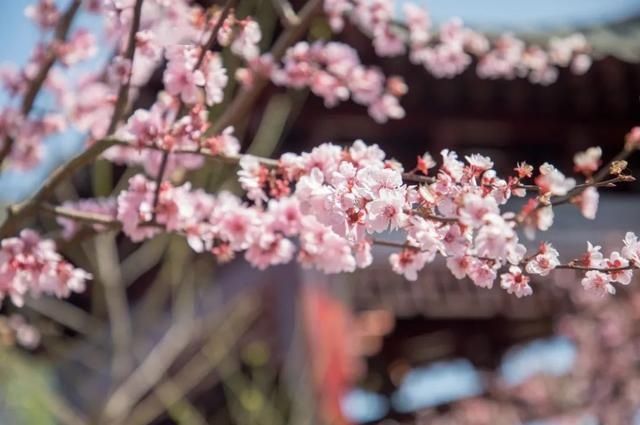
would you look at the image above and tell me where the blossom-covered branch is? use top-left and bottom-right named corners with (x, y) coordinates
top-left (0, 0), bottom-right (634, 311)
top-left (5, 123), bottom-right (638, 306)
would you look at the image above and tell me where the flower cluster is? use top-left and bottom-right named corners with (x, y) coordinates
top-left (0, 314), bottom-right (41, 349)
top-left (94, 137), bottom-right (635, 298)
top-left (267, 41), bottom-right (407, 123)
top-left (109, 99), bottom-right (240, 176)
top-left (0, 0), bottom-right (632, 311)
top-left (323, 0), bottom-right (591, 84)
top-left (0, 229), bottom-right (91, 306)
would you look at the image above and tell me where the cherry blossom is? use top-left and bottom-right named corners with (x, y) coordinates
top-left (203, 52), bottom-right (228, 106)
top-left (389, 248), bottom-right (432, 281)
top-left (24, 0), bottom-right (59, 29)
top-left (0, 229), bottom-right (91, 306)
top-left (605, 251), bottom-right (632, 285)
top-left (622, 232), bottom-right (640, 267)
top-left (573, 146), bottom-right (602, 176)
top-left (625, 127), bottom-right (640, 151)
top-left (500, 266), bottom-right (532, 298)
top-left (581, 270), bottom-right (616, 296)
top-left (0, 0), bottom-right (635, 313)
top-left (163, 46), bottom-right (205, 104)
top-left (525, 243), bottom-right (560, 276)
top-left (535, 163), bottom-right (576, 196)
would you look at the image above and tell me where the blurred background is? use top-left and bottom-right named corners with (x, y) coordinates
top-left (2, 1), bottom-right (640, 424)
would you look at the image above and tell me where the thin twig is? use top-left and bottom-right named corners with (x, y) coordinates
top-left (0, 138), bottom-right (121, 238)
top-left (106, 0), bottom-right (144, 135)
top-left (40, 203), bottom-right (120, 227)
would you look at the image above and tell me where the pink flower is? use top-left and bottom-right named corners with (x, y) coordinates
top-left (268, 197), bottom-right (302, 236)
top-left (203, 52), bottom-right (228, 106)
top-left (440, 149), bottom-right (464, 181)
top-left (366, 188), bottom-right (407, 232)
top-left (367, 93), bottom-right (405, 123)
top-left (500, 266), bottom-right (532, 298)
top-left (117, 107), bottom-right (167, 147)
top-left (459, 193), bottom-right (499, 228)
top-left (0, 229), bottom-right (91, 306)
top-left (474, 214), bottom-right (516, 260)
top-left (441, 223), bottom-right (469, 257)
top-left (622, 232), bottom-right (640, 266)
top-left (7, 315), bottom-right (41, 349)
top-left (406, 216), bottom-right (444, 254)
top-left (58, 29), bottom-right (97, 66)
top-left (354, 239), bottom-right (373, 268)
top-left (404, 3), bottom-right (431, 46)
top-left (573, 146), bottom-right (602, 175)
top-left (581, 270), bottom-right (616, 296)
top-left (389, 248), bottom-right (431, 281)
top-left (349, 66), bottom-right (384, 105)
top-left (625, 126), bottom-right (640, 151)
top-left (163, 46), bottom-right (205, 104)
top-left (116, 175), bottom-right (161, 242)
top-left (203, 126), bottom-right (240, 156)
top-left (135, 30), bottom-right (161, 60)
top-left (535, 163), bottom-right (575, 196)
top-left (571, 53), bottom-right (592, 75)
top-left (605, 251), bottom-right (632, 286)
top-left (299, 217), bottom-right (355, 274)
top-left (25, 0), bottom-right (59, 29)
top-left (446, 256), bottom-right (471, 279)
top-left (108, 56), bottom-right (132, 84)
top-left (372, 26), bottom-right (407, 57)
top-left (465, 154), bottom-right (494, 174)
top-left (323, 0), bottom-right (351, 31)
top-left (244, 233), bottom-right (295, 270)
top-left (525, 242), bottom-right (560, 276)
top-left (578, 242), bottom-right (604, 268)
top-left (238, 156), bottom-right (269, 204)
top-left (467, 258), bottom-right (496, 289)
top-left (577, 187), bottom-right (599, 220)
top-left (218, 208), bottom-right (258, 250)
top-left (231, 19), bottom-right (261, 60)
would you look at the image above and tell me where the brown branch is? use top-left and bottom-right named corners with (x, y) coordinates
top-left (0, 138), bottom-right (120, 238)
top-left (106, 0), bottom-right (144, 135)
top-left (555, 263), bottom-right (637, 272)
top-left (39, 203), bottom-right (120, 228)
top-left (0, 0), bottom-right (82, 168)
